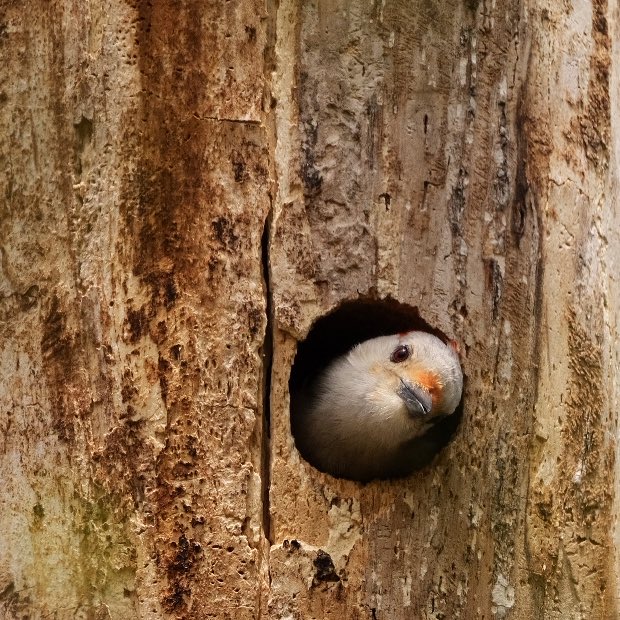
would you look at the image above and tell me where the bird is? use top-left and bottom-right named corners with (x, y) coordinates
top-left (291, 331), bottom-right (463, 482)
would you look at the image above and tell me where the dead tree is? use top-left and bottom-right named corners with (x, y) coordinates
top-left (1, 1), bottom-right (618, 618)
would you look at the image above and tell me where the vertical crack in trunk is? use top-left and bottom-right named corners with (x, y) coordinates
top-left (260, 0), bottom-right (279, 555)
top-left (260, 212), bottom-right (274, 545)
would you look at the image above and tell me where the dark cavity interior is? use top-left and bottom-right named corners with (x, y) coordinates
top-left (289, 296), bottom-right (464, 480)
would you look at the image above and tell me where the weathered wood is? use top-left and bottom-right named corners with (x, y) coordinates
top-left (268, 0), bottom-right (619, 618)
top-left (518, 2), bottom-right (619, 617)
top-left (1, 1), bottom-right (270, 617)
top-left (1, 0), bottom-right (618, 619)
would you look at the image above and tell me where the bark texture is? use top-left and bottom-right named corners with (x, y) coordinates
top-left (1, 1), bottom-right (270, 618)
top-left (269, 0), bottom-right (619, 618)
top-left (1, 0), bottom-right (618, 619)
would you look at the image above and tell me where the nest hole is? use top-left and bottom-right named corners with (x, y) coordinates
top-left (289, 297), bottom-right (464, 479)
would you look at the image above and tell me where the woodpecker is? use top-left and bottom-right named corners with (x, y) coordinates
top-left (292, 331), bottom-right (463, 482)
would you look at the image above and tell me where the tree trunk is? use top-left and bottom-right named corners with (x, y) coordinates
top-left (1, 1), bottom-right (618, 619)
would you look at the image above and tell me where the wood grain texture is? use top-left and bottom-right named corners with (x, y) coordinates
top-left (1, 0), bottom-right (618, 618)
top-left (268, 0), bottom-right (619, 618)
top-left (0, 1), bottom-right (270, 617)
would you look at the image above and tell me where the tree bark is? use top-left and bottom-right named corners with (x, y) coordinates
top-left (1, 2), bottom-right (270, 617)
top-left (1, 1), bottom-right (618, 619)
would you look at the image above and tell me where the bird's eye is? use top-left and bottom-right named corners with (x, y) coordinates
top-left (390, 345), bottom-right (410, 363)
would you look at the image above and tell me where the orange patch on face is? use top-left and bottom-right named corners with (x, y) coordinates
top-left (413, 370), bottom-right (443, 406)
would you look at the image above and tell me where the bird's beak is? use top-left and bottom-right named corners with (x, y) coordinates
top-left (398, 379), bottom-right (432, 418)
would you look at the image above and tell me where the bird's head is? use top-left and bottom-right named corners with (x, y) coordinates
top-left (347, 331), bottom-right (463, 424)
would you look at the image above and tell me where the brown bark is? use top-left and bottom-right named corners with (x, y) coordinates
top-left (1, 1), bottom-right (270, 617)
top-left (269, 0), bottom-right (618, 618)
top-left (1, 0), bottom-right (618, 619)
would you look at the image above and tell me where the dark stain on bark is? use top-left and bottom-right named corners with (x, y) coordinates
top-left (580, 0), bottom-right (611, 164)
top-left (73, 115), bottom-right (93, 177)
top-left (40, 293), bottom-right (88, 443)
top-left (122, 2), bottom-right (271, 613)
top-left (365, 95), bottom-right (381, 170)
top-left (162, 533), bottom-right (203, 612)
top-left (124, 306), bottom-right (147, 343)
top-left (564, 309), bottom-right (606, 495)
top-left (511, 95), bottom-right (528, 244)
top-left (248, 305), bottom-right (263, 338)
top-left (448, 168), bottom-right (467, 236)
top-left (212, 216), bottom-right (240, 250)
top-left (157, 355), bottom-right (171, 405)
top-left (121, 369), bottom-right (139, 404)
top-left (41, 294), bottom-right (70, 358)
top-left (313, 550), bottom-right (340, 585)
top-left (484, 258), bottom-right (503, 322)
top-left (92, 420), bottom-right (148, 508)
top-left (300, 105), bottom-right (323, 196)
top-left (232, 150), bottom-right (248, 182)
